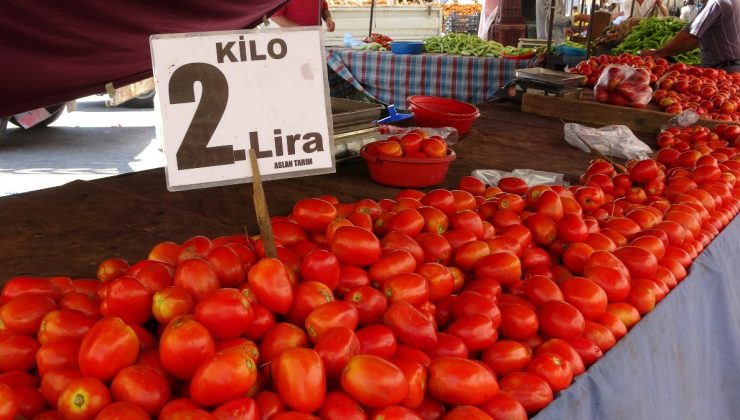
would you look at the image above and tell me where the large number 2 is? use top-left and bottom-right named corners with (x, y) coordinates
top-left (169, 63), bottom-right (234, 170)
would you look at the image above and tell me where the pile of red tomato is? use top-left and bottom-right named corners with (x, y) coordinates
top-left (364, 131), bottom-right (449, 159)
top-left (1, 125), bottom-right (739, 420)
top-left (570, 53), bottom-right (740, 122)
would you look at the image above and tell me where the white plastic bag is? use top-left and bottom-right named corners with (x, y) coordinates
top-left (472, 168), bottom-right (566, 187)
top-left (593, 64), bottom-right (653, 108)
top-left (564, 123), bottom-right (652, 160)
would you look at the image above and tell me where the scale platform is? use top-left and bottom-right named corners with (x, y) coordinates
top-left (498, 67), bottom-right (586, 103)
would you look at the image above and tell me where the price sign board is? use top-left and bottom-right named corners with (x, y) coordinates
top-left (150, 27), bottom-right (335, 191)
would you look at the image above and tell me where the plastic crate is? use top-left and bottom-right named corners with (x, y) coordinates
top-left (443, 12), bottom-right (481, 35)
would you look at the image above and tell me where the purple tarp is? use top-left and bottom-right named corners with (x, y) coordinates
top-left (0, 0), bottom-right (287, 118)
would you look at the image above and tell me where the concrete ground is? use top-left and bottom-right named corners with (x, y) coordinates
top-left (0, 96), bottom-right (165, 197)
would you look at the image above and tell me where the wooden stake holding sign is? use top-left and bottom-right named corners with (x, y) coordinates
top-left (249, 149), bottom-right (278, 259)
top-left (150, 27), bottom-right (336, 257)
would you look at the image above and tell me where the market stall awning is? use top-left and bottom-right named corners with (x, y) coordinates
top-left (0, 0), bottom-right (287, 118)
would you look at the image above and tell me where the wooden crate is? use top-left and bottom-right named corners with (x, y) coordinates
top-left (521, 93), bottom-right (737, 133)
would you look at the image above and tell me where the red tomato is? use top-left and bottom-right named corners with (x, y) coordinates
top-left (341, 285), bottom-right (385, 327)
top-left (416, 263), bottom-right (455, 303)
top-left (478, 392), bottom-right (527, 420)
top-left (78, 317), bottom-right (139, 382)
top-left (301, 250), bottom-right (341, 291)
top-left (560, 277), bottom-right (608, 321)
top-left (613, 246), bottom-right (658, 279)
top-left (0, 371), bottom-right (38, 389)
top-left (535, 338), bottom-right (585, 376)
top-left (569, 336), bottom-right (604, 367)
top-left (336, 265), bottom-right (371, 298)
top-left (96, 401), bottom-right (149, 420)
top-left (498, 302), bottom-right (539, 341)
top-left (148, 241), bottom-right (182, 267)
top-left (40, 369), bottom-right (81, 407)
top-left (292, 198), bottom-right (338, 233)
top-left (37, 309), bottom-right (95, 345)
top-left (36, 339), bottom-right (80, 376)
top-left (458, 176), bottom-right (487, 196)
top-left (356, 325), bottom-right (398, 359)
top-left (383, 301), bottom-right (437, 350)
top-left (213, 397), bottom-right (259, 420)
top-left (247, 258), bottom-right (294, 315)
top-left (1, 276), bottom-right (61, 304)
top-left (415, 233), bottom-right (452, 264)
top-left (480, 340), bottom-right (532, 376)
top-left (498, 177), bottom-right (529, 195)
top-left (190, 348), bottom-right (259, 407)
top-left (57, 377), bottom-right (112, 419)
top-left (498, 372), bottom-right (553, 415)
top-left (383, 273), bottom-right (430, 306)
top-left (159, 315), bottom-right (215, 381)
top-left (446, 314), bottom-right (498, 352)
top-left (11, 386), bottom-right (45, 419)
top-left (526, 213), bottom-right (558, 246)
top-left (426, 332), bottom-right (468, 360)
top-left (382, 232), bottom-right (425, 266)
top-left (443, 406), bottom-right (491, 420)
top-left (523, 275), bottom-right (564, 307)
top-left (422, 137), bottom-right (448, 158)
top-left (330, 226), bottom-right (382, 267)
top-left (582, 321), bottom-right (617, 352)
top-left (536, 190), bottom-right (564, 222)
top-left (178, 235), bottom-right (213, 262)
top-left (0, 384), bottom-right (23, 419)
top-left (58, 292), bottom-right (101, 320)
top-left (429, 357), bottom-right (498, 406)
top-left (526, 352), bottom-right (572, 392)
top-left (317, 391), bottom-right (366, 420)
top-left (369, 250), bottom-right (417, 286)
top-left (128, 260), bottom-right (173, 292)
top-left (341, 355), bottom-right (409, 408)
top-left (111, 365), bottom-right (171, 416)
top-left (390, 359), bottom-right (427, 410)
top-left (159, 398), bottom-right (205, 419)
top-left (207, 246), bottom-right (246, 288)
top-left (286, 282), bottom-right (335, 327)
top-left (194, 288), bottom-right (253, 340)
top-left (152, 286), bottom-right (195, 326)
top-left (606, 302), bottom-right (642, 329)
top-left (537, 301), bottom-right (585, 341)
top-left (421, 189), bottom-right (456, 215)
top-left (259, 323), bottom-right (308, 363)
top-left (314, 327), bottom-right (360, 381)
top-left (583, 265), bottom-right (631, 302)
top-left (272, 348), bottom-right (326, 413)
top-left (474, 252), bottom-right (522, 286)
top-left (0, 294), bottom-right (57, 336)
top-left (305, 301), bottom-right (359, 344)
top-left (174, 258), bottom-right (220, 302)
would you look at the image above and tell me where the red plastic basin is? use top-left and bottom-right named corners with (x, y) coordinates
top-left (360, 146), bottom-right (456, 188)
top-left (407, 95), bottom-right (481, 135)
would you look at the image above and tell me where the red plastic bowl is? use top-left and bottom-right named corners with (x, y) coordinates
top-left (360, 146), bottom-right (456, 188)
top-left (407, 95), bottom-right (481, 135)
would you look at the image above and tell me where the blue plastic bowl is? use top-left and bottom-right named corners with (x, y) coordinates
top-left (390, 41), bottom-right (424, 55)
top-left (557, 45), bottom-right (587, 56)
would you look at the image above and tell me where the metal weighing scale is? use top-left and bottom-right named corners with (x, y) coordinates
top-left (497, 68), bottom-right (587, 104)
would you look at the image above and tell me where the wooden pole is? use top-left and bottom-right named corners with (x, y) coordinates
top-left (249, 149), bottom-right (278, 259)
top-left (586, 0), bottom-right (597, 57)
top-left (369, 0), bottom-right (376, 38)
top-left (544, 0), bottom-right (557, 68)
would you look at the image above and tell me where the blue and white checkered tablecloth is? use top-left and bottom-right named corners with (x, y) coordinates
top-left (326, 47), bottom-right (540, 107)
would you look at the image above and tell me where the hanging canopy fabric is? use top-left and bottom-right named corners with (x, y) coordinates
top-left (0, 0), bottom-right (287, 118)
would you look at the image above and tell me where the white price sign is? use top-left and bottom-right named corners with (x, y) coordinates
top-left (150, 28), bottom-right (335, 191)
